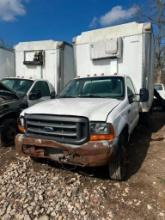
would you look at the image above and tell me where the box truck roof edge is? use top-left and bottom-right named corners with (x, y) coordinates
top-left (73, 22), bottom-right (152, 44)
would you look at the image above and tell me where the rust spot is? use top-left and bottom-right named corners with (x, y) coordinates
top-left (15, 134), bottom-right (112, 167)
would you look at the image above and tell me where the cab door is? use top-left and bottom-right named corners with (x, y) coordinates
top-left (27, 81), bottom-right (51, 106)
top-left (126, 77), bottom-right (139, 133)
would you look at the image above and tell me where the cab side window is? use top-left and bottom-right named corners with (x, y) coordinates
top-left (126, 77), bottom-right (136, 97)
top-left (31, 81), bottom-right (50, 97)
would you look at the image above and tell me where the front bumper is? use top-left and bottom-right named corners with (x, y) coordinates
top-left (15, 134), bottom-right (114, 167)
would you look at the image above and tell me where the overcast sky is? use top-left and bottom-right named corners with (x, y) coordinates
top-left (0, 0), bottom-right (145, 46)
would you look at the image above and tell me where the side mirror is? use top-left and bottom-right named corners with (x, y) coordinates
top-left (29, 90), bottom-right (42, 100)
top-left (140, 88), bottom-right (149, 102)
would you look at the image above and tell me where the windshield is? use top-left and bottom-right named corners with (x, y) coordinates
top-left (59, 77), bottom-right (125, 99)
top-left (1, 79), bottom-right (33, 97)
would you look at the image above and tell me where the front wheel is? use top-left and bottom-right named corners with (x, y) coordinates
top-left (0, 118), bottom-right (17, 147)
top-left (108, 135), bottom-right (127, 181)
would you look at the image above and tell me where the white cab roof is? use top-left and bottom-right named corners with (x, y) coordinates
top-left (74, 22), bottom-right (151, 44)
top-left (74, 74), bottom-right (126, 79)
top-left (15, 40), bottom-right (64, 51)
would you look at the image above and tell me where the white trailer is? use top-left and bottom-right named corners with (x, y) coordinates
top-left (15, 40), bottom-right (75, 94)
top-left (0, 47), bottom-right (15, 79)
top-left (73, 22), bottom-right (154, 112)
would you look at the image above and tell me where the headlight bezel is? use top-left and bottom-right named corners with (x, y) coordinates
top-left (90, 121), bottom-right (115, 141)
top-left (90, 122), bottom-right (110, 134)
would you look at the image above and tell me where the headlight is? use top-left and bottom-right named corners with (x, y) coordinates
top-left (17, 116), bottom-right (25, 133)
top-left (90, 122), bottom-right (115, 141)
top-left (90, 122), bottom-right (110, 134)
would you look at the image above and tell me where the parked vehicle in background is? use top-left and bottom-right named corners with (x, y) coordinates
top-left (1, 78), bottom-right (55, 107)
top-left (0, 47), bottom-right (15, 79)
top-left (14, 40), bottom-right (75, 94)
top-left (0, 82), bottom-right (23, 147)
top-left (1, 40), bottom-right (75, 107)
top-left (16, 22), bottom-right (154, 181)
top-left (154, 83), bottom-right (165, 99)
top-left (1, 40), bottom-right (75, 145)
top-left (153, 83), bottom-right (165, 110)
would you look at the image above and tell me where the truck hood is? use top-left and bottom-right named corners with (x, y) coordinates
top-left (21, 98), bottom-right (121, 121)
top-left (0, 82), bottom-right (19, 99)
top-left (0, 99), bottom-right (21, 111)
top-left (0, 98), bottom-right (16, 107)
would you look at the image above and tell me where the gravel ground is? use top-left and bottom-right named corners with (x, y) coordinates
top-left (0, 112), bottom-right (165, 220)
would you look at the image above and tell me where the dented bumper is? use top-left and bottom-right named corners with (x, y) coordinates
top-left (15, 134), bottom-right (114, 167)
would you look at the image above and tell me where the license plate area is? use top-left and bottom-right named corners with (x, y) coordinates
top-left (45, 147), bottom-right (64, 160)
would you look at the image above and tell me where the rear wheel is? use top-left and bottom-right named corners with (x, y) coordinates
top-left (0, 118), bottom-right (17, 147)
top-left (108, 134), bottom-right (127, 181)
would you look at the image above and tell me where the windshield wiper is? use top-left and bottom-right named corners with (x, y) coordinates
top-left (59, 95), bottom-right (122, 99)
top-left (77, 95), bottom-right (107, 98)
top-left (77, 95), bottom-right (124, 99)
top-left (58, 95), bottom-right (77, 98)
top-left (107, 96), bottom-right (124, 100)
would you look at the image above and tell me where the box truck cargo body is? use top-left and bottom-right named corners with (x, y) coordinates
top-left (73, 22), bottom-right (154, 112)
top-left (1, 41), bottom-right (74, 107)
top-left (0, 47), bottom-right (15, 79)
top-left (15, 40), bottom-right (75, 94)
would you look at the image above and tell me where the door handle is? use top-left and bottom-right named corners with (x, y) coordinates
top-left (128, 109), bottom-right (131, 114)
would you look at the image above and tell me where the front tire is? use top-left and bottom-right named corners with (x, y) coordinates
top-left (108, 134), bottom-right (127, 181)
top-left (0, 118), bottom-right (17, 147)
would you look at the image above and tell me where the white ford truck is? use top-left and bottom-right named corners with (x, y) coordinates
top-left (16, 22), bottom-right (154, 180)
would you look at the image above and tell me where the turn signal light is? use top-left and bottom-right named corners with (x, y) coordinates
top-left (17, 117), bottom-right (25, 133)
top-left (18, 124), bottom-right (25, 133)
top-left (90, 133), bottom-right (115, 141)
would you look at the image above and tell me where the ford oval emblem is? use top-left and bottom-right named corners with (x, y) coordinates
top-left (44, 126), bottom-right (54, 132)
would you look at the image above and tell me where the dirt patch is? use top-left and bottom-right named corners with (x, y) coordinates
top-left (0, 147), bottom-right (16, 175)
top-left (0, 112), bottom-right (165, 220)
